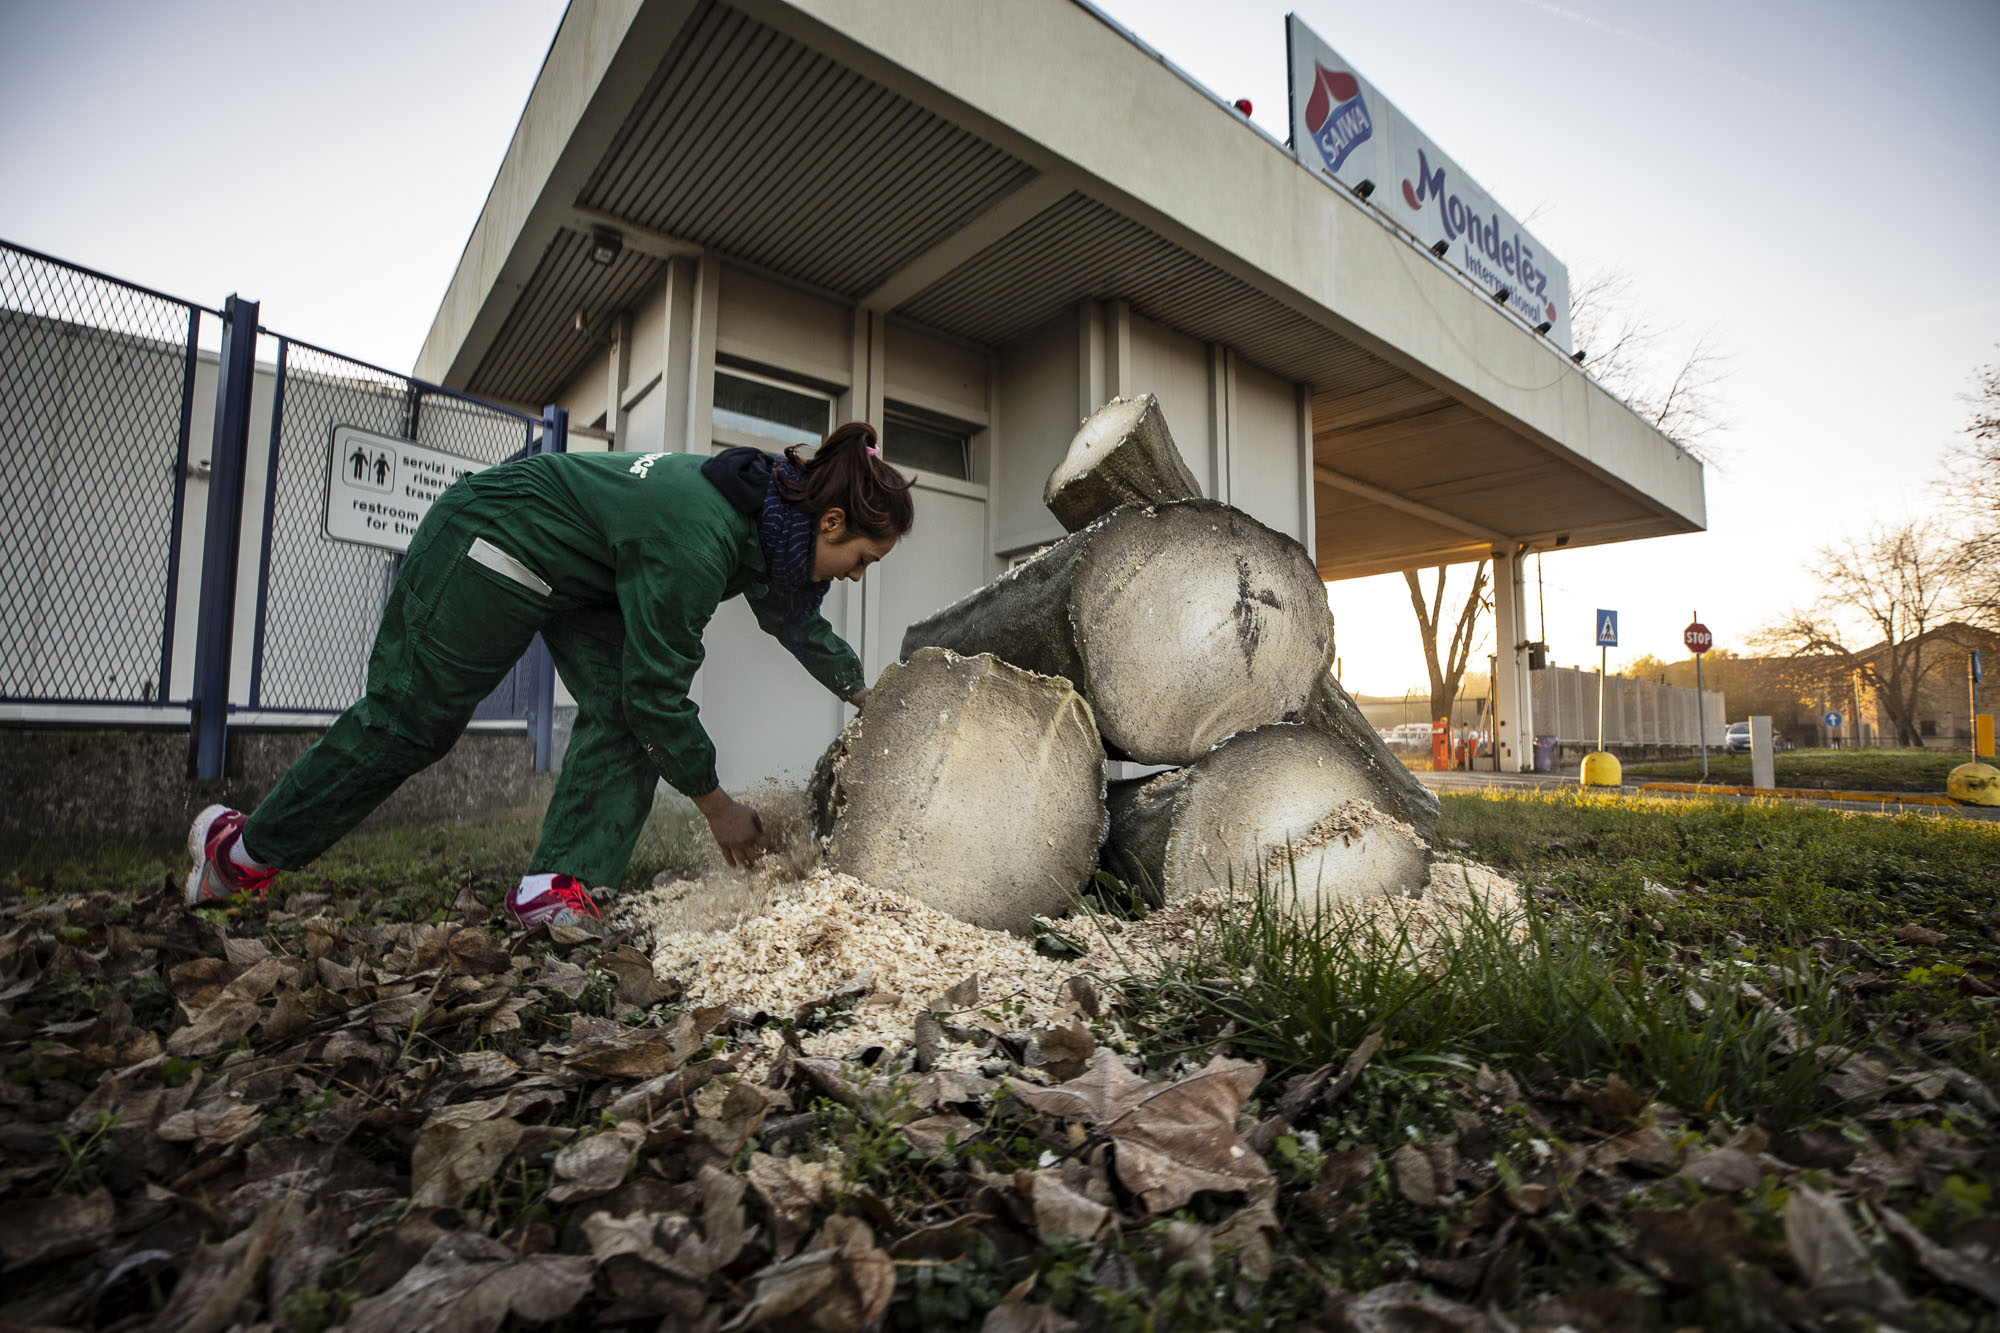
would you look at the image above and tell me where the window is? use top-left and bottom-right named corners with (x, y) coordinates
top-left (1921, 719), bottom-right (1938, 737)
top-left (883, 407), bottom-right (972, 480)
top-left (712, 368), bottom-right (832, 449)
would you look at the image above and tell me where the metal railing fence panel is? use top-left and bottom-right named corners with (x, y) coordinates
top-left (1526, 663), bottom-right (1724, 747)
top-left (0, 242), bottom-right (204, 705)
top-left (251, 338), bottom-right (538, 716)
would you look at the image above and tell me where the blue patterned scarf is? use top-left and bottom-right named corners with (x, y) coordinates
top-left (758, 457), bottom-right (830, 656)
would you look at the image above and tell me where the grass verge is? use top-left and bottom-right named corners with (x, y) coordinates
top-left (1623, 745), bottom-right (1964, 792)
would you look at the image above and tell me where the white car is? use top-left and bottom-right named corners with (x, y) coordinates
top-left (1723, 722), bottom-right (1751, 754)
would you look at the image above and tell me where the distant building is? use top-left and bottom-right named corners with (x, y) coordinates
top-left (1841, 623), bottom-right (2000, 748)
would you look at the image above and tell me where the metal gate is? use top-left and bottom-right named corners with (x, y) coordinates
top-left (250, 336), bottom-right (547, 719)
top-left (0, 238), bottom-right (564, 777)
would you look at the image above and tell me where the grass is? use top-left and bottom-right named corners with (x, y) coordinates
top-left (1623, 745), bottom-right (1966, 791)
top-left (1114, 790), bottom-right (2000, 1125)
top-left (1, 802), bottom-right (706, 911)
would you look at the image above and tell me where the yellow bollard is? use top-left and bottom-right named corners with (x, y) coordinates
top-left (1947, 761), bottom-right (2000, 806)
top-left (1579, 751), bottom-right (1622, 788)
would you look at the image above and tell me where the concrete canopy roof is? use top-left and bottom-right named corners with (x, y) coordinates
top-left (416, 0), bottom-right (1705, 581)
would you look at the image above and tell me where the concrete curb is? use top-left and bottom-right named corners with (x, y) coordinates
top-left (1635, 781), bottom-right (1959, 807)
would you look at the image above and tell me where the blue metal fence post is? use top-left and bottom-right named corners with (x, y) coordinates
top-left (526, 406), bottom-right (570, 774)
top-left (190, 296), bottom-right (260, 779)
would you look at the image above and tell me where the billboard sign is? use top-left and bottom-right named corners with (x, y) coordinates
top-left (1286, 14), bottom-right (1573, 350)
top-left (325, 424), bottom-right (489, 553)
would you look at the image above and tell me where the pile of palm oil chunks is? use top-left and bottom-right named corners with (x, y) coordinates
top-left (812, 394), bottom-right (1438, 933)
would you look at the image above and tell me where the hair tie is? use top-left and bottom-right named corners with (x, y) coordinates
top-left (866, 442), bottom-right (882, 457)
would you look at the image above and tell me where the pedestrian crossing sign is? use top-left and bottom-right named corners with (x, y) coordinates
top-left (1595, 610), bottom-right (1618, 647)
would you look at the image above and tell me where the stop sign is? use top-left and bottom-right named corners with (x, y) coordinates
top-left (1684, 622), bottom-right (1712, 654)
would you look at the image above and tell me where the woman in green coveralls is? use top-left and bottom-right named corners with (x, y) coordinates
top-left (183, 422), bottom-right (914, 928)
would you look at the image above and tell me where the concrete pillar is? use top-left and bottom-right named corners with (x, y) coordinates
top-left (605, 311), bottom-right (632, 448)
top-left (1078, 302), bottom-right (1107, 419)
top-left (1750, 716), bottom-right (1774, 788)
top-left (1490, 547), bottom-right (1533, 771)
top-left (851, 308), bottom-right (888, 681)
top-left (652, 252), bottom-right (715, 455)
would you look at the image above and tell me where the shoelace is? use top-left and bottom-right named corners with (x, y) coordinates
top-left (214, 827), bottom-right (277, 900)
top-left (545, 877), bottom-right (602, 919)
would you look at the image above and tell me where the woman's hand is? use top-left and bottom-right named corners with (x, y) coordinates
top-left (693, 788), bottom-right (765, 867)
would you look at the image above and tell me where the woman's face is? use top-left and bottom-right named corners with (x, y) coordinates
top-left (812, 508), bottom-right (898, 582)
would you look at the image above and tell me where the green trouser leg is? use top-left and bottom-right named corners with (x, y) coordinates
top-left (528, 608), bottom-right (660, 887)
top-left (241, 498), bottom-right (548, 869)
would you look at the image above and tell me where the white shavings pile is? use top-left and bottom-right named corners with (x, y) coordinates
top-left (644, 870), bottom-right (1088, 1066)
top-left (628, 853), bottom-right (1525, 1070)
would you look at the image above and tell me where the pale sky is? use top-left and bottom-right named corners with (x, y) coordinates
top-left (4, 0), bottom-right (1996, 699)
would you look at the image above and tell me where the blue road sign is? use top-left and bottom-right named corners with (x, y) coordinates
top-left (1975, 651), bottom-right (1983, 684)
top-left (1595, 610), bottom-right (1618, 647)
top-left (1825, 711), bottom-right (1842, 728)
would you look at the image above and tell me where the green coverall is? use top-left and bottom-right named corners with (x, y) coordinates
top-left (241, 450), bottom-right (864, 885)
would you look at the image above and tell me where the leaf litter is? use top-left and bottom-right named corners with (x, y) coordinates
top-left (1, 795), bottom-right (1997, 1330)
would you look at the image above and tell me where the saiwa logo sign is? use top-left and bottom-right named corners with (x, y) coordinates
top-left (1302, 62), bottom-right (1372, 175)
top-left (1285, 14), bottom-right (1573, 350)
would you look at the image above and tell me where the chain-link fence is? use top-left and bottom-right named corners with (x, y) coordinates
top-left (0, 242), bottom-right (207, 704)
top-left (251, 337), bottom-right (541, 717)
top-left (3, 238), bottom-right (557, 772)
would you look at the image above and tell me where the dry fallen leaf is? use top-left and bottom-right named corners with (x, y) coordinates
top-left (1099, 1054), bottom-right (1274, 1213)
top-left (340, 1231), bottom-right (595, 1333)
top-left (1677, 1145), bottom-right (1763, 1194)
top-left (1784, 1185), bottom-right (1907, 1314)
top-left (724, 1214), bottom-right (895, 1332)
top-left (1022, 1169), bottom-right (1113, 1241)
top-left (1211, 1196), bottom-right (1281, 1281)
top-left (1878, 1204), bottom-right (2000, 1306)
top-left (156, 1099), bottom-right (263, 1153)
top-left (1391, 1142), bottom-right (1440, 1208)
top-left (746, 1151), bottom-right (836, 1257)
top-left (547, 1119), bottom-right (648, 1203)
top-left (410, 1113), bottom-right (525, 1208)
top-left (0, 1186), bottom-right (116, 1267)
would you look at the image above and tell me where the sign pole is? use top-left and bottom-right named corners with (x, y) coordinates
top-left (1694, 612), bottom-right (1707, 780)
top-left (1973, 655), bottom-right (1980, 766)
top-left (1597, 644), bottom-right (1606, 754)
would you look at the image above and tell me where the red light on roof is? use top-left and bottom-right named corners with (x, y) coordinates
top-left (1233, 98), bottom-right (1253, 116)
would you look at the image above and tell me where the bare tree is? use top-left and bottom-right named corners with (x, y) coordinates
top-left (1940, 354), bottom-right (2000, 627)
top-left (1570, 266), bottom-right (1731, 465)
top-left (1757, 521), bottom-right (1960, 748)
top-left (1405, 561), bottom-right (1489, 726)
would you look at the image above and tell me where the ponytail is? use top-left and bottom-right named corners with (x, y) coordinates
top-left (777, 422), bottom-right (915, 541)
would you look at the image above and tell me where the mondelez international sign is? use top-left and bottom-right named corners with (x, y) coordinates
top-left (1286, 14), bottom-right (1573, 351)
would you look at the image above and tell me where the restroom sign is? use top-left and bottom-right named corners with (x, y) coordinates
top-left (324, 425), bottom-right (488, 553)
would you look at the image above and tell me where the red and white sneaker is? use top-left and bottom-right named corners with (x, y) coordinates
top-left (185, 804), bottom-right (279, 907)
top-left (506, 876), bottom-right (603, 930)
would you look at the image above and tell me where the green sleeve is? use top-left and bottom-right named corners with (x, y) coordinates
top-left (746, 584), bottom-right (867, 699)
top-left (613, 539), bottom-right (725, 797)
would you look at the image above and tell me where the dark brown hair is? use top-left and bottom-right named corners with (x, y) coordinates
top-left (778, 421), bottom-right (915, 541)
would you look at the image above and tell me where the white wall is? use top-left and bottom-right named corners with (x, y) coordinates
top-left (716, 266), bottom-right (851, 390)
top-left (992, 315), bottom-right (1078, 555)
top-left (1125, 314), bottom-right (1215, 496)
top-left (885, 321), bottom-right (987, 431)
top-left (1229, 355), bottom-right (1306, 542)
